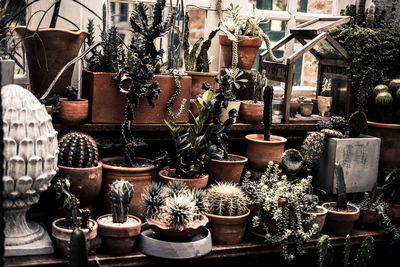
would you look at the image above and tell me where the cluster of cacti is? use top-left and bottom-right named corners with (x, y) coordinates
top-left (109, 180), bottom-right (134, 224)
top-left (281, 149), bottom-right (304, 177)
top-left (348, 111), bottom-right (367, 138)
top-left (317, 116), bottom-right (347, 133)
top-left (335, 163), bottom-right (347, 209)
top-left (373, 78), bottom-right (400, 123)
top-left (263, 85), bottom-right (273, 141)
top-left (206, 182), bottom-right (249, 217)
top-left (301, 132), bottom-right (326, 167)
top-left (317, 235), bottom-right (334, 267)
top-left (58, 132), bottom-right (98, 168)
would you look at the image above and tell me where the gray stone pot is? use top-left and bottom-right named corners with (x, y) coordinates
top-left (0, 59), bottom-right (15, 87)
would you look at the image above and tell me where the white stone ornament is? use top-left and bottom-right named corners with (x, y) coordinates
top-left (2, 84), bottom-right (59, 256)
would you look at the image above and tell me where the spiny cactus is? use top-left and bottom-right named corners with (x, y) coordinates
top-left (162, 194), bottom-right (197, 230)
top-left (320, 129), bottom-right (346, 138)
top-left (281, 149), bottom-right (304, 176)
top-left (317, 235), bottom-right (333, 267)
top-left (348, 111), bottom-right (367, 138)
top-left (263, 85), bottom-right (273, 141)
top-left (69, 228), bottom-right (100, 267)
top-left (164, 180), bottom-right (189, 197)
top-left (301, 132), bottom-right (326, 167)
top-left (191, 189), bottom-right (209, 215)
top-left (207, 182), bottom-right (249, 217)
top-left (142, 182), bottom-right (165, 219)
top-left (354, 236), bottom-right (374, 267)
top-left (343, 235), bottom-right (351, 267)
top-left (375, 91), bottom-right (393, 123)
top-left (109, 180), bottom-right (134, 224)
top-left (335, 163), bottom-right (347, 209)
top-left (166, 72), bottom-right (186, 119)
top-left (373, 84), bottom-right (388, 98)
top-left (65, 86), bottom-right (78, 101)
top-left (58, 132), bottom-right (98, 168)
top-left (388, 78), bottom-right (400, 97)
top-left (253, 71), bottom-right (267, 103)
top-left (317, 120), bottom-right (334, 131)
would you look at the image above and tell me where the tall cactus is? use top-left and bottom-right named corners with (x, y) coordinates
top-left (335, 163), bottom-right (347, 209)
top-left (343, 235), bottom-right (351, 267)
top-left (109, 180), bottom-right (134, 223)
top-left (263, 85), bottom-right (273, 141)
top-left (354, 236), bottom-right (374, 267)
top-left (58, 132), bottom-right (98, 168)
top-left (317, 235), bottom-right (333, 267)
top-left (69, 228), bottom-right (100, 267)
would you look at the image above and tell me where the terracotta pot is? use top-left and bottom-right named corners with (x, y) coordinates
top-left (52, 218), bottom-right (97, 257)
top-left (206, 154), bottom-right (248, 185)
top-left (97, 214), bottom-right (141, 255)
top-left (133, 75), bottom-right (191, 123)
top-left (14, 26), bottom-right (87, 97)
top-left (146, 215), bottom-right (208, 241)
top-left (56, 163), bottom-right (102, 208)
top-left (322, 202), bottom-right (360, 236)
top-left (303, 205), bottom-right (328, 236)
top-left (290, 99), bottom-right (300, 116)
top-left (358, 209), bottom-right (379, 229)
top-left (205, 208), bottom-right (250, 245)
top-left (220, 101), bottom-right (241, 123)
top-left (158, 169), bottom-right (208, 189)
top-left (185, 71), bottom-right (218, 99)
top-left (239, 101), bottom-right (263, 123)
top-left (58, 98), bottom-right (88, 125)
top-left (245, 134), bottom-right (287, 171)
top-left (219, 35), bottom-right (262, 70)
top-left (317, 96), bottom-right (332, 117)
top-left (82, 69), bottom-right (127, 123)
top-left (387, 202), bottom-right (400, 222)
top-left (300, 102), bottom-right (313, 116)
top-left (366, 121), bottom-right (400, 183)
top-left (101, 157), bottom-right (156, 219)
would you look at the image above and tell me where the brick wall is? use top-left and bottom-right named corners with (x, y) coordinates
top-left (188, 8), bottom-right (206, 46)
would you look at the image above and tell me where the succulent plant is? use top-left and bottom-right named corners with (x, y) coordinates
top-left (354, 236), bottom-right (374, 267)
top-left (164, 180), bottom-right (189, 197)
top-left (142, 182), bottom-right (166, 219)
top-left (373, 84), bottom-right (388, 98)
top-left (301, 132), bottom-right (326, 167)
top-left (263, 85), bottom-right (273, 141)
top-left (375, 91), bottom-right (393, 123)
top-left (321, 90), bottom-right (331, 97)
top-left (206, 182), bottom-right (249, 217)
top-left (281, 149), bottom-right (304, 177)
top-left (335, 163), bottom-right (347, 209)
top-left (162, 193), bottom-right (197, 230)
top-left (348, 111), bottom-right (367, 138)
top-left (58, 132), bottom-right (98, 168)
top-left (388, 78), bottom-right (400, 96)
top-left (253, 71), bottom-right (267, 103)
top-left (329, 116), bottom-right (347, 133)
top-left (109, 180), bottom-right (134, 224)
top-left (65, 86), bottom-right (78, 101)
top-left (317, 235), bottom-right (334, 267)
top-left (320, 129), bottom-right (346, 138)
top-left (317, 120), bottom-right (334, 131)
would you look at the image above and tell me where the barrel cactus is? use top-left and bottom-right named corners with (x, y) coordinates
top-left (301, 132), bottom-right (326, 167)
top-left (375, 91), bottom-right (393, 123)
top-left (109, 180), bottom-right (134, 223)
top-left (206, 182), bottom-right (249, 216)
top-left (2, 84), bottom-right (58, 255)
top-left (388, 78), bottom-right (400, 96)
top-left (373, 84), bottom-right (388, 98)
top-left (348, 111), bottom-right (367, 138)
top-left (58, 131), bottom-right (98, 168)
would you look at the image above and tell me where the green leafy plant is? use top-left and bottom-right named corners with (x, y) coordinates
top-left (58, 132), bottom-right (98, 168)
top-left (109, 180), bottom-right (134, 224)
top-left (206, 182), bottom-right (249, 216)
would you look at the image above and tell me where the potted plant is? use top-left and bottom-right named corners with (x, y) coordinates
top-left (317, 78), bottom-right (333, 117)
top-left (239, 71), bottom-right (265, 123)
top-left (57, 86), bottom-right (89, 125)
top-left (69, 228), bottom-right (100, 267)
top-left (204, 182), bottom-right (250, 244)
top-left (97, 180), bottom-right (141, 255)
top-left (302, 187), bottom-right (327, 237)
top-left (245, 84), bottom-right (287, 171)
top-left (300, 98), bottom-right (314, 117)
top-left (56, 132), bottom-right (102, 210)
top-left (141, 180), bottom-right (208, 240)
top-left (322, 163), bottom-right (360, 236)
top-left (52, 178), bottom-right (98, 257)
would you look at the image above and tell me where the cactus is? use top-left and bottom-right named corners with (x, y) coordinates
top-left (343, 235), bottom-right (351, 267)
top-left (335, 163), bottom-right (347, 209)
top-left (109, 180), bottom-right (134, 224)
top-left (166, 72), bottom-right (186, 119)
top-left (191, 189), bottom-right (209, 215)
top-left (162, 193), bottom-right (197, 230)
top-left (375, 91), bottom-right (393, 123)
top-left (373, 84), bottom-right (388, 98)
top-left (320, 129), bottom-right (346, 138)
top-left (253, 71), bottom-right (267, 103)
top-left (317, 235), bottom-right (333, 267)
top-left (388, 78), bottom-right (400, 97)
top-left (263, 85), bottom-right (273, 141)
top-left (301, 132), bottom-right (326, 167)
top-left (329, 116), bottom-right (347, 133)
top-left (281, 149), bottom-right (304, 176)
top-left (206, 182), bottom-right (249, 217)
top-left (354, 236), bottom-right (374, 267)
top-left (348, 111), bottom-right (367, 138)
top-left (142, 182), bottom-right (166, 219)
top-left (69, 228), bottom-right (100, 267)
top-left (65, 86), bottom-right (78, 101)
top-left (317, 120), bottom-right (334, 131)
top-left (58, 132), bottom-right (98, 168)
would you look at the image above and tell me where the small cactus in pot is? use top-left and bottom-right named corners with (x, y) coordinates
top-left (110, 180), bottom-right (135, 223)
top-left (375, 91), bottom-right (393, 123)
top-left (58, 86), bottom-right (89, 124)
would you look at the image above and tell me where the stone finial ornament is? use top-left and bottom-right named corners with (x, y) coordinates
top-left (2, 84), bottom-right (59, 256)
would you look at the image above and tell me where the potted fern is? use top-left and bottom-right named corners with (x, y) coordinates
top-left (205, 182), bottom-right (250, 244)
top-left (57, 86), bottom-right (89, 125)
top-left (97, 180), bottom-right (141, 255)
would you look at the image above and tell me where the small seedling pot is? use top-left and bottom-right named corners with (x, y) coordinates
top-left (57, 98), bottom-right (88, 125)
top-left (206, 154), bottom-right (248, 185)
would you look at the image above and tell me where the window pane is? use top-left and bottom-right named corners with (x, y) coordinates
top-left (297, 0), bottom-right (308, 12)
top-left (119, 3), bottom-right (128, 22)
top-left (257, 0), bottom-right (287, 11)
top-left (305, 0), bottom-right (333, 14)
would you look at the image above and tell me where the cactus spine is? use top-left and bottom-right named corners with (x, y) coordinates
top-left (335, 163), bottom-right (347, 209)
top-left (317, 235), bottom-right (333, 267)
top-left (58, 132), bottom-right (98, 168)
top-left (354, 236), bottom-right (374, 267)
top-left (263, 85), bottom-right (273, 141)
top-left (348, 111), bottom-right (367, 138)
top-left (206, 182), bottom-right (249, 216)
top-left (301, 132), bottom-right (326, 167)
top-left (109, 180), bottom-right (134, 224)
top-left (375, 91), bottom-right (393, 123)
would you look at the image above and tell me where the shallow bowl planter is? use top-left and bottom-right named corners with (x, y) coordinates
top-left (239, 101), bottom-right (263, 123)
top-left (97, 214), bottom-right (141, 255)
top-left (206, 154), bottom-right (248, 184)
top-left (302, 205), bottom-right (328, 236)
top-left (322, 202), bottom-right (360, 236)
top-left (358, 209), bottom-right (379, 229)
top-left (101, 157), bottom-right (156, 219)
top-left (158, 169), bottom-right (208, 189)
top-left (185, 71), bottom-right (218, 99)
top-left (245, 134), bottom-right (287, 171)
top-left (57, 98), bottom-right (88, 125)
top-left (205, 208), bottom-right (250, 245)
top-left (52, 218), bottom-right (97, 257)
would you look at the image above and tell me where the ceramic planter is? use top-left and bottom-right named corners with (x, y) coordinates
top-left (205, 208), bottom-right (250, 245)
top-left (302, 205), bottom-right (328, 236)
top-left (185, 71), bottom-right (218, 99)
top-left (322, 202), bottom-right (360, 236)
top-left (220, 101), bottom-right (241, 123)
top-left (97, 214), bottom-right (141, 255)
top-left (239, 101), bottom-right (263, 123)
top-left (158, 169), bottom-right (208, 189)
top-left (14, 26), bottom-right (87, 97)
top-left (317, 96), bottom-right (332, 116)
top-left (133, 75), bottom-right (191, 123)
top-left (245, 134), bottom-right (287, 171)
top-left (82, 69), bottom-right (126, 123)
top-left (57, 98), bottom-right (89, 125)
top-left (52, 218), bottom-right (98, 257)
top-left (300, 102), bottom-right (313, 116)
top-left (316, 135), bottom-right (380, 194)
top-left (358, 209), bottom-right (379, 229)
top-left (0, 59), bottom-right (15, 87)
top-left (387, 202), bottom-right (400, 222)
top-left (219, 35), bottom-right (262, 70)
top-left (56, 163), bottom-right (102, 210)
top-left (101, 157), bottom-right (156, 219)
top-left (206, 154), bottom-right (248, 184)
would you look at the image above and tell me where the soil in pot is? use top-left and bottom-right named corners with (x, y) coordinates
top-left (206, 154), bottom-right (248, 185)
top-left (58, 98), bottom-right (88, 125)
top-left (240, 101), bottom-right (263, 123)
top-left (158, 169), bottom-right (208, 189)
top-left (358, 209), bottom-right (379, 229)
top-left (322, 202), bottom-right (360, 236)
top-left (302, 205), bottom-right (328, 236)
top-left (97, 214), bottom-right (141, 255)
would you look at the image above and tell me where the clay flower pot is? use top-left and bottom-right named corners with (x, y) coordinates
top-left (358, 209), bottom-right (379, 229)
top-left (240, 101), bottom-right (263, 123)
top-left (52, 218), bottom-right (98, 257)
top-left (97, 214), bottom-right (141, 255)
top-left (158, 169), bottom-right (208, 189)
top-left (245, 134), bottom-right (287, 171)
top-left (146, 215), bottom-right (208, 241)
top-left (58, 98), bottom-right (89, 125)
top-left (101, 157), bottom-right (156, 219)
top-left (300, 101), bottom-right (313, 117)
top-left (219, 35), bottom-right (262, 70)
top-left (387, 202), bottom-right (400, 222)
top-left (317, 96), bottom-right (332, 117)
top-left (56, 163), bottom-right (102, 210)
top-left (322, 202), bottom-right (360, 236)
top-left (302, 205), bottom-right (328, 236)
top-left (206, 154), bottom-right (248, 185)
top-left (205, 208), bottom-right (250, 245)
top-left (220, 101), bottom-right (241, 123)
top-left (185, 71), bottom-right (218, 99)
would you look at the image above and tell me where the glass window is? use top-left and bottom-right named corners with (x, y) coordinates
top-left (119, 3), bottom-right (128, 22)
